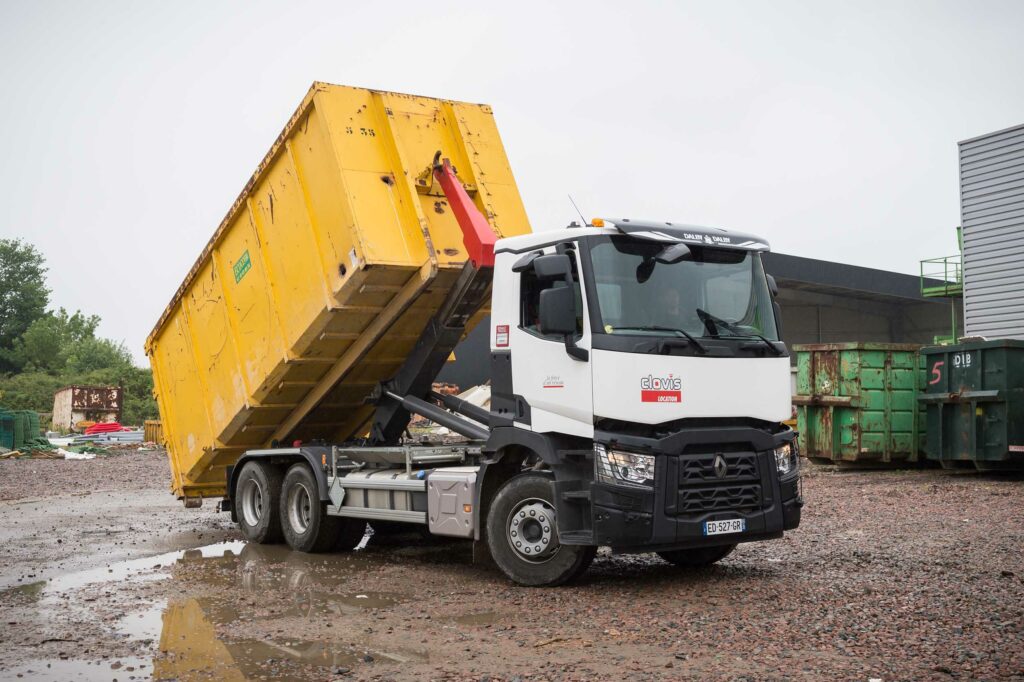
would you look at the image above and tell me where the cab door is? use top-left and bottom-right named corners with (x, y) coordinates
top-left (509, 246), bottom-right (594, 438)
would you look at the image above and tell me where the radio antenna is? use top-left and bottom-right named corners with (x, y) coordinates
top-left (567, 194), bottom-right (588, 226)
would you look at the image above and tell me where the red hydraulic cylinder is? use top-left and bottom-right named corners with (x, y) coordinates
top-left (433, 157), bottom-right (497, 268)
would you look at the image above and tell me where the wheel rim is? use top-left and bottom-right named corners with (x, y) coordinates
top-left (287, 481), bottom-right (313, 535)
top-left (506, 497), bottom-right (559, 563)
top-left (240, 478), bottom-right (264, 527)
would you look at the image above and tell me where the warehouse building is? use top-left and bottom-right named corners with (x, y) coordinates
top-left (763, 253), bottom-right (959, 351)
top-left (959, 123), bottom-right (1024, 340)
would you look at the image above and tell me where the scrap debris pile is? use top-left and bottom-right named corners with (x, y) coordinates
top-left (0, 409), bottom-right (156, 460)
top-left (406, 382), bottom-right (491, 442)
top-left (408, 382), bottom-right (461, 426)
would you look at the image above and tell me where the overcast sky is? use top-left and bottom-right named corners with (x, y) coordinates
top-left (1, 1), bottom-right (1022, 363)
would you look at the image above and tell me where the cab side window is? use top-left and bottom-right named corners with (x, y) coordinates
top-left (519, 254), bottom-right (584, 340)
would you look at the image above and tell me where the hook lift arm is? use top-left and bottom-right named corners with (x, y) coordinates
top-left (367, 153), bottom-right (498, 445)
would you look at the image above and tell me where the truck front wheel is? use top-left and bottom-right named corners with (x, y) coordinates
top-left (235, 461), bottom-right (283, 544)
top-left (280, 463), bottom-right (342, 553)
top-left (486, 473), bottom-right (596, 587)
top-left (657, 544), bottom-right (736, 568)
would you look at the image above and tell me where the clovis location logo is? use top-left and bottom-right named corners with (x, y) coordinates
top-left (641, 374), bottom-right (682, 403)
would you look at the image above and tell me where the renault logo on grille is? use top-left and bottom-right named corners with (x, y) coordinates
top-left (713, 454), bottom-right (728, 479)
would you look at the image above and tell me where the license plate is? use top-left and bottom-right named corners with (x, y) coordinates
top-left (703, 519), bottom-right (745, 536)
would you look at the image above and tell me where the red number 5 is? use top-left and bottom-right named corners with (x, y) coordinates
top-left (929, 361), bottom-right (944, 385)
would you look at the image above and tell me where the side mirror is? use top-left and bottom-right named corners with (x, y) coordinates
top-left (636, 258), bottom-right (655, 284)
top-left (766, 274), bottom-right (779, 297)
top-left (538, 285), bottom-right (576, 336)
top-left (533, 254), bottom-right (572, 280)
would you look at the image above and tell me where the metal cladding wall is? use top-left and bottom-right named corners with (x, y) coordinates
top-left (959, 123), bottom-right (1024, 339)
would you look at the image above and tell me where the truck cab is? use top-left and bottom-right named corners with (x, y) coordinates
top-left (476, 219), bottom-right (802, 583)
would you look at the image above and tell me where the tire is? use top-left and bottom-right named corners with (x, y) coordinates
top-left (658, 543), bottom-right (736, 568)
top-left (334, 519), bottom-right (368, 551)
top-left (234, 461), bottom-right (283, 544)
top-left (486, 473), bottom-right (596, 587)
top-left (280, 463), bottom-right (342, 553)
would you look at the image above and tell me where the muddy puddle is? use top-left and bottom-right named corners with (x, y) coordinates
top-left (2, 656), bottom-right (152, 681)
top-left (3, 538), bottom-right (435, 680)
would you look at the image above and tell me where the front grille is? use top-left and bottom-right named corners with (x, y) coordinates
top-left (674, 484), bottom-right (761, 514)
top-left (680, 452), bottom-right (759, 483)
top-left (668, 452), bottom-right (763, 516)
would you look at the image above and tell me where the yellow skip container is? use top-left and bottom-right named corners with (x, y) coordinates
top-left (146, 83), bottom-right (531, 502)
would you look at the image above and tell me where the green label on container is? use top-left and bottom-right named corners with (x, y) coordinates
top-left (233, 250), bottom-right (252, 283)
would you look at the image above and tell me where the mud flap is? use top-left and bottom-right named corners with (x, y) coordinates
top-left (472, 537), bottom-right (497, 568)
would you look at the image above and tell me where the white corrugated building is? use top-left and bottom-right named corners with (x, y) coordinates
top-left (959, 124), bottom-right (1024, 340)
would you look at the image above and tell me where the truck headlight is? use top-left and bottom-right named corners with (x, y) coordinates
top-left (774, 442), bottom-right (797, 475)
top-left (595, 444), bottom-right (655, 487)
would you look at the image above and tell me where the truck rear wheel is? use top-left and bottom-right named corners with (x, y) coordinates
top-left (657, 543), bottom-right (736, 568)
top-left (280, 463), bottom-right (342, 553)
top-left (486, 473), bottom-right (596, 587)
top-left (235, 461), bottom-right (283, 544)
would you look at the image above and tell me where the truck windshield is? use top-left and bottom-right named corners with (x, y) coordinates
top-left (587, 236), bottom-right (779, 341)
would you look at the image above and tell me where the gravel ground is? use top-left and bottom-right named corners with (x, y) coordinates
top-left (0, 449), bottom-right (170, 501)
top-left (0, 454), bottom-right (1022, 681)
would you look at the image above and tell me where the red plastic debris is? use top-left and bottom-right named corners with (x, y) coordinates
top-left (84, 422), bottom-right (125, 435)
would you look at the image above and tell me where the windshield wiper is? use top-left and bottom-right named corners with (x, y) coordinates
top-left (696, 308), bottom-right (736, 336)
top-left (741, 333), bottom-right (784, 356)
top-left (609, 325), bottom-right (707, 354)
top-left (695, 309), bottom-right (782, 355)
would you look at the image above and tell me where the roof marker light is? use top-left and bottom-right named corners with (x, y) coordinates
top-left (591, 218), bottom-right (605, 227)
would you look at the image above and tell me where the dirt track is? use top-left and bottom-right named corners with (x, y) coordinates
top-left (0, 451), bottom-right (1022, 681)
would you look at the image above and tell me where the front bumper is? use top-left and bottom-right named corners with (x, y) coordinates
top-left (586, 424), bottom-right (802, 551)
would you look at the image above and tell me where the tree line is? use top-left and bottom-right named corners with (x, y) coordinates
top-left (0, 238), bottom-right (157, 426)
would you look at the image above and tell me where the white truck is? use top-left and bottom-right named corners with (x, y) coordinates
top-left (148, 85), bottom-right (802, 587)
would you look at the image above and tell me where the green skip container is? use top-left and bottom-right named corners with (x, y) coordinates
top-left (793, 343), bottom-right (925, 466)
top-left (0, 409), bottom-right (14, 450)
top-left (11, 411), bottom-right (26, 450)
top-left (919, 340), bottom-right (1024, 471)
